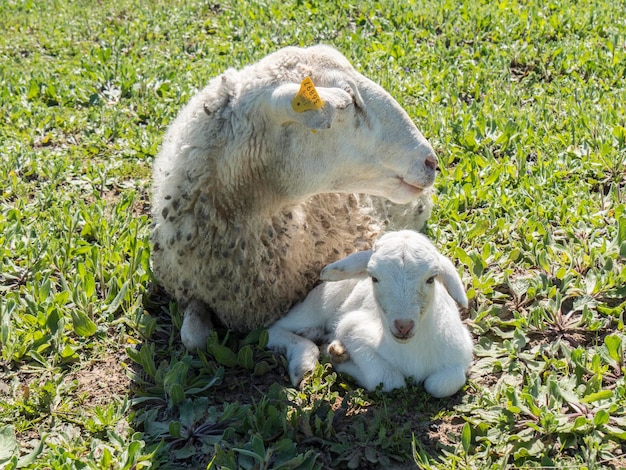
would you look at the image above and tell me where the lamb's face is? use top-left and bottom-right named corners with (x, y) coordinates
top-left (367, 232), bottom-right (441, 342)
top-left (320, 230), bottom-right (467, 342)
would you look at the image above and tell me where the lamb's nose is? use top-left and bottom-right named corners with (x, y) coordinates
top-left (425, 153), bottom-right (438, 172)
top-left (394, 319), bottom-right (415, 337)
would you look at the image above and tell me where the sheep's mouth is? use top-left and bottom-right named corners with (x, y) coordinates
top-left (397, 177), bottom-right (425, 194)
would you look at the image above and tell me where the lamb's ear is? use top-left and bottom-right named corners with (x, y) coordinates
top-left (268, 80), bottom-right (352, 130)
top-left (437, 254), bottom-right (469, 308)
top-left (320, 250), bottom-right (372, 281)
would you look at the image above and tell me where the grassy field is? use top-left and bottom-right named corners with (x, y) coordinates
top-left (1, 0), bottom-right (625, 468)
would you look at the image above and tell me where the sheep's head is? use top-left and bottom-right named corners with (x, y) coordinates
top-left (245, 45), bottom-right (437, 204)
top-left (320, 230), bottom-right (468, 342)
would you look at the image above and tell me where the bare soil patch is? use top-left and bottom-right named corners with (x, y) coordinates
top-left (70, 349), bottom-right (133, 408)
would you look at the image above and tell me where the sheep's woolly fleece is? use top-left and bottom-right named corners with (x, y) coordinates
top-left (151, 45), bottom-right (435, 332)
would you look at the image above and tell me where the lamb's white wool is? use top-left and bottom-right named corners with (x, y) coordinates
top-left (267, 230), bottom-right (473, 398)
top-left (151, 45), bottom-right (436, 350)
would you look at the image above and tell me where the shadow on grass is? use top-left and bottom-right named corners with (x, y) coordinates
top-left (126, 283), bottom-right (466, 469)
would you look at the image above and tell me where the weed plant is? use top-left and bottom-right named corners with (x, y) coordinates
top-left (1, 0), bottom-right (625, 468)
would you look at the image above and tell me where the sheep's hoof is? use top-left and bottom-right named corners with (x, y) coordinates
top-left (180, 301), bottom-right (213, 352)
top-left (328, 340), bottom-right (350, 364)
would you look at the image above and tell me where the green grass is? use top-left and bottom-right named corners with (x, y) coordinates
top-left (1, 0), bottom-right (625, 468)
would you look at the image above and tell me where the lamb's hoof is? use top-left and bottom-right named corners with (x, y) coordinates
top-left (288, 351), bottom-right (320, 388)
top-left (328, 340), bottom-right (350, 364)
top-left (423, 366), bottom-right (467, 398)
top-left (292, 367), bottom-right (317, 391)
top-left (180, 301), bottom-right (213, 352)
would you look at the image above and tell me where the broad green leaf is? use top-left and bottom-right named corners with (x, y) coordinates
top-left (572, 416), bottom-right (589, 431)
top-left (508, 248), bottom-right (521, 262)
top-left (163, 360), bottom-right (190, 404)
top-left (594, 410), bottom-right (610, 426)
top-left (613, 125), bottom-right (626, 144)
top-left (175, 443), bottom-right (198, 460)
top-left (140, 345), bottom-right (157, 379)
top-left (54, 291), bottom-right (70, 305)
top-left (60, 344), bottom-right (79, 360)
top-left (208, 344), bottom-right (238, 367)
top-left (461, 422), bottom-right (471, 454)
top-left (618, 215), bottom-right (626, 245)
top-left (251, 434), bottom-right (266, 458)
top-left (513, 438), bottom-right (545, 460)
top-left (38, 278), bottom-right (50, 301)
top-left (240, 328), bottom-right (264, 346)
top-left (582, 390), bottom-right (613, 403)
top-left (468, 220), bottom-right (490, 239)
top-left (26, 79), bottom-right (39, 100)
top-left (101, 447), bottom-right (112, 468)
top-left (257, 328), bottom-right (269, 348)
top-left (0, 426), bottom-right (17, 464)
top-left (237, 345), bottom-right (254, 369)
top-left (70, 310), bottom-right (97, 337)
top-left (106, 280), bottom-right (130, 315)
top-left (253, 361), bottom-right (272, 377)
top-left (186, 372), bottom-right (223, 395)
top-left (84, 272), bottom-right (96, 299)
top-left (604, 424), bottom-right (626, 440)
top-left (604, 334), bottom-right (623, 364)
top-left (45, 308), bottom-right (61, 334)
top-left (168, 384), bottom-right (185, 406)
top-left (169, 421), bottom-right (182, 439)
top-left (27, 350), bottom-right (47, 366)
top-left (178, 400), bottom-right (197, 428)
top-left (454, 247), bottom-right (472, 269)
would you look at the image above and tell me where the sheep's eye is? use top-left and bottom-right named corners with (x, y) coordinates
top-left (426, 275), bottom-right (436, 284)
top-left (371, 276), bottom-right (379, 283)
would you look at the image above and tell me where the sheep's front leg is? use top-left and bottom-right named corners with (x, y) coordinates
top-left (423, 364), bottom-right (468, 398)
top-left (267, 325), bottom-right (320, 386)
top-left (180, 299), bottom-right (213, 351)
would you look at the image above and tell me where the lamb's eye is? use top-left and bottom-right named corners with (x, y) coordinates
top-left (371, 276), bottom-right (379, 283)
top-left (426, 276), bottom-right (436, 284)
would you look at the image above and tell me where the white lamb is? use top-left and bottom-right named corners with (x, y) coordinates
top-left (267, 230), bottom-right (473, 398)
top-left (151, 45), bottom-right (437, 351)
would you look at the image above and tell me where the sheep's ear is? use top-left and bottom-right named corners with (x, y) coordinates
top-left (437, 254), bottom-right (469, 308)
top-left (269, 80), bottom-right (352, 130)
top-left (320, 250), bottom-right (372, 281)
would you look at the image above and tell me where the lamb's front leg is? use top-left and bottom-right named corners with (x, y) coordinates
top-left (330, 341), bottom-right (406, 392)
top-left (267, 325), bottom-right (321, 386)
top-left (180, 299), bottom-right (213, 351)
top-left (423, 364), bottom-right (468, 398)
top-left (267, 285), bottom-right (334, 386)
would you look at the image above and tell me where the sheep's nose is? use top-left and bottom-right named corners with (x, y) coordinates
top-left (394, 319), bottom-right (415, 337)
top-left (424, 153), bottom-right (438, 172)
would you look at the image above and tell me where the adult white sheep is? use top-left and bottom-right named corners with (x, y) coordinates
top-left (267, 230), bottom-right (473, 398)
top-left (151, 45), bottom-right (438, 351)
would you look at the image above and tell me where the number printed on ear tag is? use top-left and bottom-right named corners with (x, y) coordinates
top-left (292, 77), bottom-right (324, 112)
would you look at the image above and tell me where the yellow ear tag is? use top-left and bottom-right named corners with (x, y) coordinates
top-left (292, 77), bottom-right (324, 113)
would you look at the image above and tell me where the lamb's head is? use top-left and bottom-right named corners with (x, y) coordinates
top-left (321, 230), bottom-right (468, 342)
top-left (234, 45), bottom-right (437, 204)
